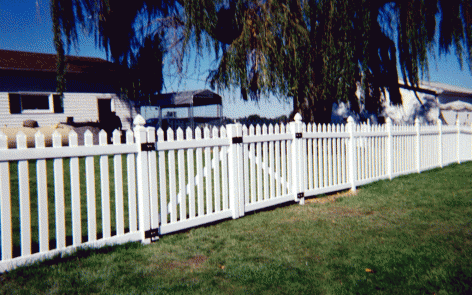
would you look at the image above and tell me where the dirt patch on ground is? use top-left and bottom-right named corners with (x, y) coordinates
top-left (161, 255), bottom-right (208, 271)
top-left (301, 190), bottom-right (374, 219)
top-left (320, 206), bottom-right (374, 217)
top-left (305, 189), bottom-right (358, 204)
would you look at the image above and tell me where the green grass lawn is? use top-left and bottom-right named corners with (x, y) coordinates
top-left (1, 162), bottom-right (471, 294)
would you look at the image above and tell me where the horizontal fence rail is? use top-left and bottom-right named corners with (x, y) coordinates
top-left (1, 114), bottom-right (472, 272)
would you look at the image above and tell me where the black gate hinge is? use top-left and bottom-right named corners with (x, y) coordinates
top-left (141, 142), bottom-right (155, 151)
top-left (145, 228), bottom-right (159, 239)
top-left (232, 137), bottom-right (243, 144)
top-left (297, 192), bottom-right (304, 198)
top-left (295, 133), bottom-right (302, 138)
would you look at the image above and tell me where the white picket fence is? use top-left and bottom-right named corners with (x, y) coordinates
top-left (0, 113), bottom-right (471, 272)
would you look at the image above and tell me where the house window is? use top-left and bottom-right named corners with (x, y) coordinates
top-left (9, 93), bottom-right (63, 114)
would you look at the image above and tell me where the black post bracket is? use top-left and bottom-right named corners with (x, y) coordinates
top-left (232, 137), bottom-right (243, 144)
top-left (141, 143), bottom-right (155, 151)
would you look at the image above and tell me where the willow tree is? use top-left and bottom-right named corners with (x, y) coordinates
top-left (185, 0), bottom-right (472, 122)
top-left (51, 0), bottom-right (174, 102)
top-left (52, 0), bottom-right (472, 122)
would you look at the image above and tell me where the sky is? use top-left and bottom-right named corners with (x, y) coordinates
top-left (1, 0), bottom-right (472, 120)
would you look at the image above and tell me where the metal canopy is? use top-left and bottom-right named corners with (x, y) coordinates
top-left (149, 89), bottom-right (222, 108)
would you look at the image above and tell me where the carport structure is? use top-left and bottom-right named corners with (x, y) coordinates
top-left (149, 89), bottom-right (223, 131)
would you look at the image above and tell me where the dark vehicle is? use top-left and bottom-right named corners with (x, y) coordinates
top-left (145, 118), bottom-right (159, 128)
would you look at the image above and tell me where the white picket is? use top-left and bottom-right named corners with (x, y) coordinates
top-left (99, 130), bottom-right (111, 238)
top-left (274, 124), bottom-right (281, 197)
top-left (220, 126), bottom-right (229, 210)
top-left (53, 131), bottom-right (66, 249)
top-left (242, 125), bottom-right (250, 205)
top-left (204, 127), bottom-right (212, 214)
top-left (256, 125), bottom-right (262, 202)
top-left (213, 127), bottom-right (221, 211)
top-left (327, 124), bottom-right (333, 186)
top-left (168, 128), bottom-right (177, 222)
top-left (262, 125), bottom-right (269, 201)
top-left (35, 131), bottom-right (48, 253)
top-left (126, 130), bottom-right (137, 232)
top-left (69, 130), bottom-right (81, 245)
top-left (268, 124), bottom-right (275, 199)
top-left (312, 126), bottom-right (319, 189)
top-left (341, 130), bottom-right (346, 184)
top-left (186, 127), bottom-right (196, 218)
top-left (301, 123), bottom-right (307, 193)
top-left (249, 125), bottom-right (256, 203)
top-left (281, 124), bottom-right (287, 194)
top-left (0, 132), bottom-right (12, 260)
top-left (113, 130), bottom-right (125, 236)
top-left (307, 124), bottom-right (313, 190)
top-left (336, 125), bottom-right (341, 185)
top-left (196, 128), bottom-right (204, 217)
top-left (177, 128), bottom-right (187, 220)
top-left (84, 130), bottom-right (97, 242)
top-left (286, 126), bottom-right (292, 195)
top-left (17, 132), bottom-right (31, 256)
top-left (158, 128), bottom-right (168, 224)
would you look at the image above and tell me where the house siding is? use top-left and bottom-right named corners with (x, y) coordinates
top-left (0, 92), bottom-right (137, 129)
top-left (113, 96), bottom-right (138, 130)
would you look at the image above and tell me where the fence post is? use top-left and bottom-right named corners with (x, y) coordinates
top-left (228, 123), bottom-right (243, 219)
top-left (291, 113), bottom-right (304, 204)
top-left (438, 119), bottom-right (443, 168)
top-left (347, 116), bottom-right (357, 191)
top-left (386, 117), bottom-right (393, 180)
top-left (134, 115), bottom-right (152, 244)
top-left (415, 118), bottom-right (421, 173)
top-left (147, 127), bottom-right (159, 240)
top-left (457, 119), bottom-right (461, 164)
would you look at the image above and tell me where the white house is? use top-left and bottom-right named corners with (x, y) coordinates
top-left (332, 80), bottom-right (472, 125)
top-left (0, 49), bottom-right (138, 130)
top-left (382, 80), bottom-right (472, 125)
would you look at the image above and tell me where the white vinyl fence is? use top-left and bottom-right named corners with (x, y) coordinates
top-left (1, 114), bottom-right (471, 272)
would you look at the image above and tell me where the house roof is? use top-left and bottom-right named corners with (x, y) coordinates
top-left (0, 49), bottom-right (119, 74)
top-left (417, 81), bottom-right (472, 96)
top-left (149, 89), bottom-right (222, 108)
top-left (399, 80), bottom-right (472, 96)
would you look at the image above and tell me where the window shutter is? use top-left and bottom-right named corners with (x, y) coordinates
top-left (53, 94), bottom-right (64, 113)
top-left (9, 93), bottom-right (21, 114)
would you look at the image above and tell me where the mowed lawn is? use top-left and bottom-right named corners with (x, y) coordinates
top-left (1, 162), bottom-right (472, 294)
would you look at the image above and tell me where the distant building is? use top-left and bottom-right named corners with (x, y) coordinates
top-left (144, 89), bottom-right (223, 131)
top-left (0, 49), bottom-right (137, 129)
top-left (383, 81), bottom-right (472, 125)
top-left (332, 80), bottom-right (472, 125)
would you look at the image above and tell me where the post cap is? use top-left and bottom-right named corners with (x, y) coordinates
top-left (133, 115), bottom-right (145, 126)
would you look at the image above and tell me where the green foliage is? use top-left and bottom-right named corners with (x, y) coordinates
top-left (51, 0), bottom-right (472, 122)
top-left (186, 0), bottom-right (472, 122)
top-left (50, 0), bottom-right (172, 101)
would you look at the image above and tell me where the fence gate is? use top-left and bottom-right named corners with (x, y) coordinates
top-left (240, 122), bottom-right (298, 213)
top-left (136, 123), bottom-right (245, 240)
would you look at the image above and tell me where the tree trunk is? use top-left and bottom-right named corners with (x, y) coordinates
top-left (290, 96), bottom-right (333, 124)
